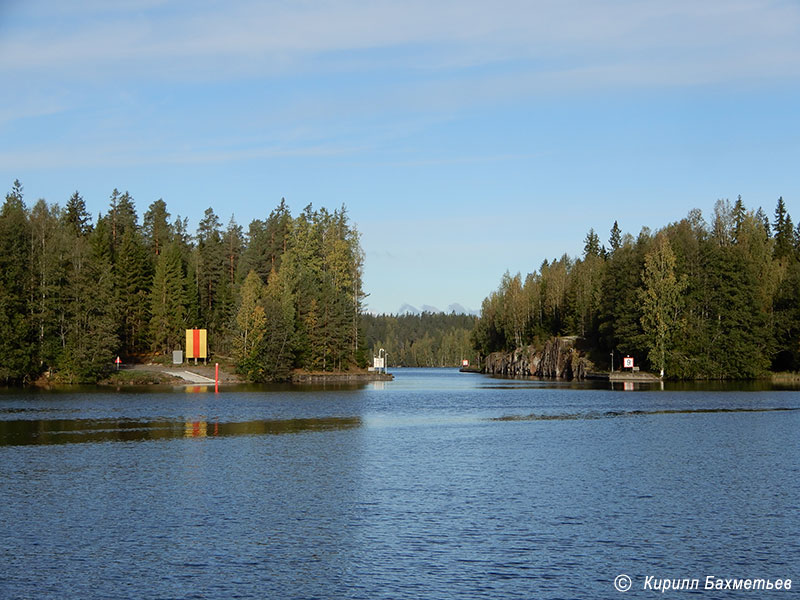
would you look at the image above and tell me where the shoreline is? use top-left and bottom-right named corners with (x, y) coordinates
top-left (291, 372), bottom-right (393, 383)
top-left (28, 363), bottom-right (394, 387)
top-left (23, 364), bottom-right (800, 388)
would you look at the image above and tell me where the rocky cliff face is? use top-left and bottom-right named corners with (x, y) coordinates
top-left (483, 336), bottom-right (593, 380)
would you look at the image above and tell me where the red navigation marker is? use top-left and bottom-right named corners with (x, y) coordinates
top-left (115, 356), bottom-right (121, 370)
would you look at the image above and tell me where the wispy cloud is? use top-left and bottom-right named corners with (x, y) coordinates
top-left (2, 0), bottom-right (798, 84)
top-left (380, 152), bottom-right (550, 168)
top-left (2, 0), bottom-right (799, 172)
top-left (0, 139), bottom-right (367, 171)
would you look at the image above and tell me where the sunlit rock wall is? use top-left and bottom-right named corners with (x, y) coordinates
top-left (483, 337), bottom-right (593, 380)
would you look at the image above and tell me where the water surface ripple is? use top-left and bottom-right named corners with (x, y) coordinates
top-left (1, 369), bottom-right (798, 599)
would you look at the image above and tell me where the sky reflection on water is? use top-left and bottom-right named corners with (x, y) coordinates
top-left (1, 369), bottom-right (798, 599)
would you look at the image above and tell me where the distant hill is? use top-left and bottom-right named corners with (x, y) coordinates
top-left (361, 312), bottom-right (479, 367)
top-left (446, 303), bottom-right (477, 315)
top-left (394, 303), bottom-right (478, 316)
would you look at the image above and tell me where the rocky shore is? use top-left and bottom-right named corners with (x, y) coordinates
top-left (482, 336), bottom-right (594, 380)
top-left (290, 372), bottom-right (394, 384)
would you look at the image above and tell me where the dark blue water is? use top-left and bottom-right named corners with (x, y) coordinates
top-left (1, 369), bottom-right (798, 599)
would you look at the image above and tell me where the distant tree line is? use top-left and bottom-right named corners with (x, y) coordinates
top-left (0, 180), bottom-right (366, 384)
top-left (473, 197), bottom-right (800, 379)
top-left (361, 312), bottom-right (479, 367)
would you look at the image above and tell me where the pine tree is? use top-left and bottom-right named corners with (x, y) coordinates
top-left (196, 207), bottom-right (224, 327)
top-left (107, 189), bottom-right (138, 257)
top-left (223, 216), bottom-right (243, 285)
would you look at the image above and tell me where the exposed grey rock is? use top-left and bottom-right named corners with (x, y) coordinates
top-left (483, 336), bottom-right (593, 380)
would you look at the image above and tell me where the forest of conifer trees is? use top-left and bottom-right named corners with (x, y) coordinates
top-left (4, 180), bottom-right (798, 384)
top-left (0, 181), bottom-right (366, 384)
top-left (472, 197), bottom-right (800, 379)
top-left (361, 312), bottom-right (478, 367)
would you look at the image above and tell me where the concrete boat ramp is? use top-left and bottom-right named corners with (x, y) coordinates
top-left (166, 370), bottom-right (216, 384)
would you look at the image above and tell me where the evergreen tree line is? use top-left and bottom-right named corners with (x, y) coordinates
top-left (472, 197), bottom-right (800, 379)
top-left (361, 312), bottom-right (479, 367)
top-left (0, 181), bottom-right (365, 384)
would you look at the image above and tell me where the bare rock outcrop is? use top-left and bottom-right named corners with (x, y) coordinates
top-left (483, 337), bottom-right (592, 380)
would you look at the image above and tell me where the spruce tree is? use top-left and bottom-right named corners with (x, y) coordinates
top-left (756, 207), bottom-right (771, 236)
top-left (116, 226), bottom-right (152, 353)
top-left (773, 197), bottom-right (794, 260)
top-left (196, 207), bottom-right (224, 327)
top-left (732, 195), bottom-right (746, 243)
top-left (583, 228), bottom-right (601, 258)
top-left (149, 242), bottom-right (188, 355)
top-left (598, 234), bottom-right (646, 359)
top-left (702, 243), bottom-right (770, 378)
top-left (0, 181), bottom-right (37, 383)
top-left (64, 191), bottom-right (92, 236)
top-left (61, 222), bottom-right (120, 381)
top-left (609, 221), bottom-right (622, 253)
top-left (143, 199), bottom-right (172, 259)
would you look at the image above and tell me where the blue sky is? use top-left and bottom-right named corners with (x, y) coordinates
top-left (1, 1), bottom-right (799, 314)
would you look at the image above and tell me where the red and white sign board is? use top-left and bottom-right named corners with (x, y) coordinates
top-left (623, 356), bottom-right (634, 369)
top-left (462, 359), bottom-right (469, 367)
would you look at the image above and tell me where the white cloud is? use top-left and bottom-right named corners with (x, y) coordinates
top-left (1, 0), bottom-right (798, 84)
top-left (0, 138), bottom-right (364, 171)
top-left (2, 0), bottom-right (798, 171)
